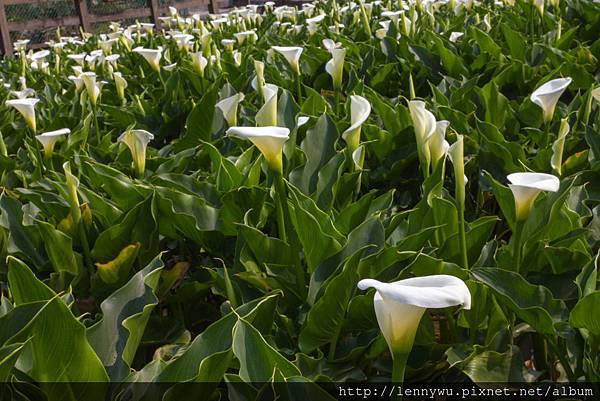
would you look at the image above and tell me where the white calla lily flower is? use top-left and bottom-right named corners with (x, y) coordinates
top-left (449, 31), bottom-right (464, 42)
top-left (6, 98), bottom-right (40, 132)
top-left (429, 120), bottom-right (450, 171)
top-left (551, 118), bottom-right (570, 176)
top-left (10, 88), bottom-right (36, 99)
top-left (322, 38), bottom-right (341, 53)
top-left (118, 129), bottom-right (154, 177)
top-left (325, 48), bottom-right (346, 91)
top-left (190, 52), bottom-right (208, 76)
top-left (530, 77), bottom-right (572, 123)
top-left (36, 128), bottom-right (70, 157)
top-left (408, 100), bottom-right (436, 176)
top-left (256, 84), bottom-right (278, 127)
top-left (132, 46), bottom-right (163, 72)
top-left (68, 75), bottom-right (84, 92)
top-left (342, 95), bottom-right (371, 154)
top-left (507, 172), bottom-right (560, 221)
top-left (80, 72), bottom-right (104, 106)
top-left (113, 72), bottom-right (128, 103)
top-left (448, 134), bottom-right (466, 202)
top-left (272, 46), bottom-right (303, 75)
top-left (215, 93), bottom-right (245, 127)
top-left (358, 275), bottom-right (470, 380)
top-left (226, 126), bottom-right (289, 173)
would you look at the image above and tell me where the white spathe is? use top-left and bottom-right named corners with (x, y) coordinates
top-left (36, 128), bottom-right (70, 157)
top-left (255, 84), bottom-right (278, 127)
top-left (358, 275), bottom-right (471, 355)
top-left (113, 72), bottom-right (128, 102)
top-left (507, 172), bottom-right (560, 221)
top-left (272, 46), bottom-right (303, 75)
top-left (80, 72), bottom-right (104, 106)
top-left (118, 129), bottom-right (154, 176)
top-left (342, 95), bottom-right (371, 153)
top-left (6, 98), bottom-right (40, 132)
top-left (448, 134), bottom-right (466, 204)
top-left (429, 120), bottom-right (450, 171)
top-left (325, 48), bottom-right (346, 91)
top-left (408, 100), bottom-right (436, 173)
top-left (530, 77), bottom-right (572, 123)
top-left (190, 52), bottom-right (208, 76)
top-left (551, 118), bottom-right (570, 176)
top-left (215, 93), bottom-right (245, 127)
top-left (226, 126), bottom-right (290, 173)
top-left (132, 46), bottom-right (163, 72)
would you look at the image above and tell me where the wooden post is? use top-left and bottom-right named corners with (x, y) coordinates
top-left (147, 0), bottom-right (160, 29)
top-left (208, 0), bottom-right (219, 14)
top-left (74, 0), bottom-right (91, 32)
top-left (0, 0), bottom-right (12, 56)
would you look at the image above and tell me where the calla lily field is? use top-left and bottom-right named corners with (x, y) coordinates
top-left (0, 0), bottom-right (599, 399)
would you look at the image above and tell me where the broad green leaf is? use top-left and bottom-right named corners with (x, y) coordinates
top-left (87, 255), bottom-right (164, 381)
top-left (570, 292), bottom-right (600, 337)
top-left (232, 317), bottom-right (301, 382)
top-left (472, 268), bottom-right (568, 336)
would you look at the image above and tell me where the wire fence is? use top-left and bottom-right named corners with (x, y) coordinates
top-left (4, 0), bottom-right (231, 48)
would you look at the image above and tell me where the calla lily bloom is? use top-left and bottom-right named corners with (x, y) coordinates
top-left (342, 95), bottom-right (371, 154)
top-left (190, 52), bottom-right (208, 76)
top-left (68, 75), bottom-right (84, 92)
top-left (325, 48), bottom-right (346, 91)
top-left (449, 31), bottom-right (464, 42)
top-left (10, 88), bottom-right (35, 99)
top-left (256, 84), bottom-right (278, 127)
top-left (429, 120), bottom-right (450, 171)
top-left (113, 72), bottom-right (128, 103)
top-left (215, 93), bottom-right (245, 127)
top-left (530, 77), bottom-right (572, 123)
top-left (118, 129), bottom-right (154, 177)
top-left (80, 72), bottom-right (104, 106)
top-left (358, 275), bottom-right (471, 381)
top-left (551, 118), bottom-right (570, 176)
top-left (6, 98), bottom-right (40, 132)
top-left (448, 135), bottom-right (466, 205)
top-left (272, 46), bottom-right (303, 75)
top-left (36, 128), bottom-right (70, 157)
top-left (226, 126), bottom-right (289, 174)
top-left (132, 46), bottom-right (163, 72)
top-left (322, 38), bottom-right (341, 53)
top-left (408, 100), bottom-right (436, 176)
top-left (507, 172), bottom-right (560, 221)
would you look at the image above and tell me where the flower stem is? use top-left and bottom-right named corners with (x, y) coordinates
top-left (274, 173), bottom-right (306, 299)
top-left (295, 73), bottom-right (303, 104)
top-left (546, 336), bottom-right (576, 381)
top-left (92, 103), bottom-right (101, 144)
top-left (512, 220), bottom-right (524, 274)
top-left (274, 173), bottom-right (287, 243)
top-left (356, 0), bottom-right (372, 38)
top-left (392, 351), bottom-right (409, 383)
top-left (457, 201), bottom-right (468, 269)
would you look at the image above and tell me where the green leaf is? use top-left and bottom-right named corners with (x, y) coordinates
top-left (472, 267), bottom-right (568, 336)
top-left (299, 247), bottom-right (368, 354)
top-left (7, 256), bottom-right (55, 305)
top-left (92, 195), bottom-right (159, 265)
top-left (87, 254), bottom-right (164, 380)
top-left (157, 293), bottom-right (280, 382)
top-left (0, 195), bottom-right (45, 269)
top-left (36, 220), bottom-right (80, 276)
top-left (0, 342), bottom-right (27, 382)
top-left (290, 113), bottom-right (338, 195)
top-left (232, 317), bottom-right (301, 382)
top-left (570, 292), bottom-right (600, 337)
